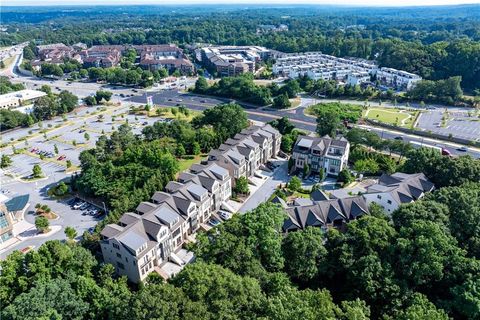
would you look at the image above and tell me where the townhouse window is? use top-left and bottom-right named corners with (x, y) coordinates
top-left (117, 262), bottom-right (125, 270)
top-left (113, 243), bottom-right (120, 250)
top-left (116, 253), bottom-right (122, 259)
top-left (387, 200), bottom-right (392, 205)
top-left (0, 212), bottom-right (9, 229)
top-left (377, 195), bottom-right (382, 199)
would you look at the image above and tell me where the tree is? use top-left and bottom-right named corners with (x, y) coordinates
top-left (32, 164), bottom-right (43, 178)
top-left (2, 278), bottom-right (89, 320)
top-left (192, 141), bottom-right (201, 155)
top-left (83, 96), bottom-right (97, 106)
top-left (121, 282), bottom-right (210, 320)
top-left (272, 93), bottom-right (291, 109)
top-left (282, 227), bottom-right (327, 282)
top-left (354, 159), bottom-right (379, 175)
top-left (269, 117), bottom-right (294, 135)
top-left (234, 176), bottom-right (250, 195)
top-left (66, 160), bottom-right (72, 168)
top-left (175, 144), bottom-right (186, 157)
top-left (193, 103), bottom-right (248, 142)
top-left (1, 154), bottom-right (12, 168)
top-left (394, 293), bottom-right (449, 320)
top-left (316, 110), bottom-right (341, 137)
top-left (52, 181), bottom-right (68, 196)
top-left (303, 163), bottom-right (310, 178)
top-left (288, 176), bottom-right (302, 192)
top-left (58, 91), bottom-right (78, 113)
top-left (95, 90), bottom-right (112, 103)
top-left (64, 226), bottom-right (77, 240)
top-left (54, 144), bottom-right (59, 155)
top-left (279, 79), bottom-right (301, 98)
top-left (84, 132), bottom-right (90, 141)
top-left (171, 262), bottom-right (265, 319)
top-left (193, 76), bottom-right (209, 94)
top-left (35, 216), bottom-right (49, 233)
top-left (337, 169), bottom-right (354, 185)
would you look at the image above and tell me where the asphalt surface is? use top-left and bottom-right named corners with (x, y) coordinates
top-left (128, 91), bottom-right (480, 159)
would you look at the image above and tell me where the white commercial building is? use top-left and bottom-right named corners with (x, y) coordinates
top-left (0, 90), bottom-right (47, 112)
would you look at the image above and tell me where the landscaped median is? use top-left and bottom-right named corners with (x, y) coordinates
top-left (362, 107), bottom-right (419, 128)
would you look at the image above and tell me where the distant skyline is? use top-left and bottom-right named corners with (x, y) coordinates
top-left (2, 0), bottom-right (480, 7)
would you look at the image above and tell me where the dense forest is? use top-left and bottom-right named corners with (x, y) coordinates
top-left (1, 4), bottom-right (480, 90)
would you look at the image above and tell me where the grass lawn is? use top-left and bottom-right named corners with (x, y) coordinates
top-left (150, 107), bottom-right (201, 122)
top-left (363, 108), bottom-right (418, 127)
top-left (292, 191), bottom-right (311, 199)
top-left (177, 154), bottom-right (207, 173)
top-left (289, 97), bottom-right (301, 108)
top-left (0, 55), bottom-right (16, 70)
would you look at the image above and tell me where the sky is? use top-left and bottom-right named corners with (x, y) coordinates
top-left (2, 0), bottom-right (480, 6)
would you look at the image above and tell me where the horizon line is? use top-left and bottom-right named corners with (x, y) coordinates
top-left (2, 2), bottom-right (479, 8)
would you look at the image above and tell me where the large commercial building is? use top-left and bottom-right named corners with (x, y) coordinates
top-left (136, 45), bottom-right (194, 73)
top-left (291, 135), bottom-right (350, 176)
top-left (0, 194), bottom-right (30, 246)
top-left (196, 46), bottom-right (272, 77)
top-left (0, 89), bottom-right (47, 112)
top-left (273, 52), bottom-right (421, 91)
top-left (100, 123), bottom-right (281, 283)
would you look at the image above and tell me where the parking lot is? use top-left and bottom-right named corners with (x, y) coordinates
top-left (0, 100), bottom-right (164, 257)
top-left (417, 108), bottom-right (480, 142)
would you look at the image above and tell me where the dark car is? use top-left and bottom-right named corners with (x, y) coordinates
top-left (394, 136), bottom-right (404, 140)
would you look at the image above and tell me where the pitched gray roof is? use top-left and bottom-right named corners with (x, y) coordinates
top-left (118, 230), bottom-right (147, 252)
top-left (283, 196), bottom-right (369, 232)
top-left (367, 172), bottom-right (435, 204)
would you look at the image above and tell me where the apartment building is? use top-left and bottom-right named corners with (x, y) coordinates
top-left (197, 46), bottom-right (271, 77)
top-left (82, 45), bottom-right (123, 68)
top-left (373, 67), bottom-right (422, 91)
top-left (136, 44), bottom-right (194, 73)
top-left (291, 135), bottom-right (350, 176)
top-left (273, 52), bottom-right (421, 91)
top-left (363, 172), bottom-right (435, 213)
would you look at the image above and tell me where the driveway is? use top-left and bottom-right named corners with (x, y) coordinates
top-left (239, 160), bottom-right (289, 213)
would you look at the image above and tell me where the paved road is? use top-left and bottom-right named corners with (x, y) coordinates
top-left (128, 91), bottom-right (480, 159)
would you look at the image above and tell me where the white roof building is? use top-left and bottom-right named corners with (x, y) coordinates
top-left (0, 89), bottom-right (47, 111)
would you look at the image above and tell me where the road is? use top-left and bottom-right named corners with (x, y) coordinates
top-left (127, 91), bottom-right (480, 159)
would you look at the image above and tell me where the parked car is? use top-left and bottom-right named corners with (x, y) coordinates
top-left (208, 218), bottom-right (221, 227)
top-left (73, 202), bottom-right (85, 210)
top-left (394, 136), bottom-right (404, 140)
top-left (457, 146), bottom-right (468, 152)
top-left (218, 211), bottom-right (232, 220)
top-left (200, 100), bottom-right (206, 103)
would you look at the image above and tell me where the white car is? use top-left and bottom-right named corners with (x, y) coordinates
top-left (218, 211), bottom-right (232, 220)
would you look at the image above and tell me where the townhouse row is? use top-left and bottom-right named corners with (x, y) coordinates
top-left (100, 124), bottom-right (281, 283)
top-left (280, 172), bottom-right (435, 233)
top-left (273, 51), bottom-right (422, 91)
